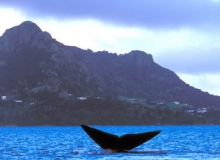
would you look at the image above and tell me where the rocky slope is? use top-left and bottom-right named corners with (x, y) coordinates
top-left (0, 21), bottom-right (220, 108)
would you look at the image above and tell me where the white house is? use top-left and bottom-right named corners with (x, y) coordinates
top-left (173, 101), bottom-right (180, 105)
top-left (77, 97), bottom-right (87, 100)
top-left (1, 96), bottom-right (6, 100)
top-left (185, 110), bottom-right (194, 113)
top-left (197, 108), bottom-right (207, 113)
top-left (14, 100), bottom-right (22, 103)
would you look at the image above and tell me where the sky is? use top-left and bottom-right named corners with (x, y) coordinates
top-left (0, 0), bottom-right (220, 96)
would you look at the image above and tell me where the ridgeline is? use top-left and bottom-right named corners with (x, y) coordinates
top-left (0, 21), bottom-right (220, 125)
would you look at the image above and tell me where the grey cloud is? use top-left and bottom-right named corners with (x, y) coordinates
top-left (155, 50), bottom-right (220, 74)
top-left (1, 0), bottom-right (220, 29)
top-left (1, 0), bottom-right (220, 74)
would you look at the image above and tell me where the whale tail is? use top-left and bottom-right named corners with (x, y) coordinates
top-left (81, 125), bottom-right (161, 152)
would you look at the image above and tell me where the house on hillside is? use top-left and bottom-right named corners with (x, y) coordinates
top-left (1, 96), bottom-right (6, 100)
top-left (14, 100), bottom-right (22, 103)
top-left (126, 98), bottom-right (138, 103)
top-left (77, 97), bottom-right (87, 100)
top-left (185, 109), bottom-right (194, 113)
top-left (197, 108), bottom-right (207, 113)
top-left (173, 101), bottom-right (180, 105)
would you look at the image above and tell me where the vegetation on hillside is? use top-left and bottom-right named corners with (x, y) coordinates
top-left (0, 98), bottom-right (219, 126)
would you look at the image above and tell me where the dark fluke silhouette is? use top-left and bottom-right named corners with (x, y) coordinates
top-left (81, 125), bottom-right (161, 152)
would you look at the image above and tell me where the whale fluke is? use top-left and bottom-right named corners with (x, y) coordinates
top-left (81, 125), bottom-right (161, 152)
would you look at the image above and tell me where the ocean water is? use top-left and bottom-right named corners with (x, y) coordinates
top-left (0, 126), bottom-right (220, 159)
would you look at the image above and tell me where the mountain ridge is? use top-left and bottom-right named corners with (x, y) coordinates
top-left (0, 21), bottom-right (220, 109)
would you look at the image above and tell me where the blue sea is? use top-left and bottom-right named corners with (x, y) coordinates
top-left (0, 126), bottom-right (220, 159)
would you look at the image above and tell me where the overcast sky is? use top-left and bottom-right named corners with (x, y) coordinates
top-left (0, 0), bottom-right (220, 96)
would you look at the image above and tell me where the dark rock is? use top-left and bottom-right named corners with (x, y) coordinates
top-left (0, 21), bottom-right (52, 52)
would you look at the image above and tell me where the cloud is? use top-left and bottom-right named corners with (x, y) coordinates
top-left (1, 5), bottom-right (220, 75)
top-left (1, 2), bottom-right (220, 95)
top-left (152, 29), bottom-right (220, 74)
top-left (0, 8), bottom-right (26, 35)
top-left (0, 0), bottom-right (220, 29)
top-left (178, 73), bottom-right (220, 96)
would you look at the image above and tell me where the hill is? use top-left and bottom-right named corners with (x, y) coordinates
top-left (0, 21), bottom-right (220, 125)
top-left (1, 21), bottom-right (220, 107)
